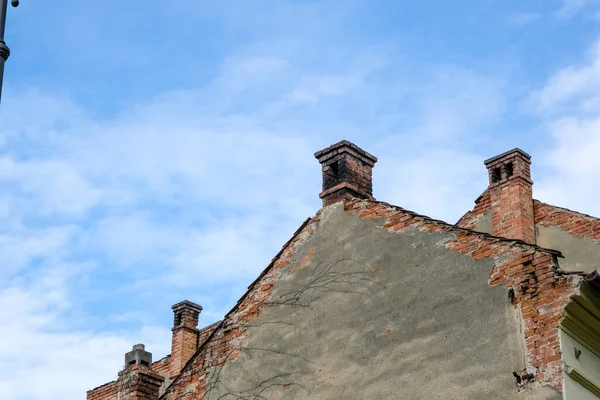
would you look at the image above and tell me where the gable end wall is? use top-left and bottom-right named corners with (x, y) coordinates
top-left (160, 200), bottom-right (580, 399)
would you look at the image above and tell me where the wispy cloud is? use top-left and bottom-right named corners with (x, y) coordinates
top-left (534, 39), bottom-right (600, 113)
top-left (0, 261), bottom-right (171, 399)
top-left (533, 37), bottom-right (600, 217)
top-left (557, 0), bottom-right (600, 17)
top-left (507, 13), bottom-right (541, 26)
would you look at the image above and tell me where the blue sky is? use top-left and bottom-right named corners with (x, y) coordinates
top-left (2, 0), bottom-right (600, 398)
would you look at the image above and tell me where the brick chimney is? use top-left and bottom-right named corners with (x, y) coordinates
top-left (484, 148), bottom-right (535, 244)
top-left (116, 345), bottom-right (164, 400)
top-left (314, 140), bottom-right (377, 206)
top-left (170, 300), bottom-right (202, 376)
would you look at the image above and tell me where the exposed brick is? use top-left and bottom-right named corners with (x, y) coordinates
top-left (534, 201), bottom-right (600, 243)
top-left (152, 199), bottom-right (579, 398)
top-left (342, 199), bottom-right (576, 393)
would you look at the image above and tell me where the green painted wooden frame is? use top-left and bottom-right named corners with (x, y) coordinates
top-left (566, 368), bottom-right (600, 398)
top-left (560, 281), bottom-right (600, 359)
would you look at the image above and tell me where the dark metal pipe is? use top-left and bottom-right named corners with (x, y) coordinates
top-left (0, 0), bottom-right (8, 39)
top-left (0, 0), bottom-right (19, 105)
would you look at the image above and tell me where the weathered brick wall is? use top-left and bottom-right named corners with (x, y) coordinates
top-left (151, 356), bottom-right (171, 378)
top-left (534, 201), bottom-right (600, 242)
top-left (160, 200), bottom-right (581, 398)
top-left (88, 320), bottom-right (221, 399)
top-left (87, 366), bottom-right (166, 400)
top-left (456, 190), bottom-right (491, 231)
top-left (116, 365), bottom-right (165, 400)
top-left (348, 200), bottom-right (575, 392)
top-left (87, 381), bottom-right (117, 400)
top-left (534, 200), bottom-right (600, 273)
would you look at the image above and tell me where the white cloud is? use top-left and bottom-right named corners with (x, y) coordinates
top-left (535, 39), bottom-right (600, 112)
top-left (0, 39), bottom-right (511, 400)
top-left (0, 226), bottom-right (76, 279)
top-left (416, 67), bottom-right (506, 141)
top-left (535, 116), bottom-right (600, 216)
top-left (0, 157), bottom-right (100, 216)
top-left (377, 149), bottom-right (486, 222)
top-left (534, 37), bottom-right (600, 217)
top-left (0, 265), bottom-right (171, 400)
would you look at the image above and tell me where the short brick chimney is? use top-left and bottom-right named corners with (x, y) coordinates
top-left (116, 345), bottom-right (164, 400)
top-left (116, 366), bottom-right (164, 400)
top-left (484, 148), bottom-right (535, 244)
top-left (314, 140), bottom-right (377, 206)
top-left (170, 300), bottom-right (202, 376)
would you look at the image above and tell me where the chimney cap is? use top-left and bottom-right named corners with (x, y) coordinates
top-left (125, 343), bottom-right (152, 368)
top-left (171, 300), bottom-right (203, 313)
top-left (484, 148), bottom-right (531, 166)
top-left (314, 140), bottom-right (377, 167)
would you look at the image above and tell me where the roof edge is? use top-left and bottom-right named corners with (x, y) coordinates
top-left (534, 199), bottom-right (600, 223)
top-left (159, 216), bottom-right (315, 399)
top-left (356, 198), bottom-right (563, 257)
top-left (484, 148), bottom-right (531, 165)
top-left (314, 140), bottom-right (377, 164)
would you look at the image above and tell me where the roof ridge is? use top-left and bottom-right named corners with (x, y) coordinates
top-left (534, 199), bottom-right (600, 222)
top-left (454, 189), bottom-right (489, 226)
top-left (363, 199), bottom-right (563, 257)
top-left (454, 210), bottom-right (474, 227)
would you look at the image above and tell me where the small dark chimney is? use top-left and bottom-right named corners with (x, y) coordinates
top-left (314, 140), bottom-right (377, 206)
top-left (484, 148), bottom-right (535, 244)
top-left (125, 344), bottom-right (152, 368)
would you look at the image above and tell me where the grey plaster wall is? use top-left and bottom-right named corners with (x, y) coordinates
top-left (536, 225), bottom-right (600, 273)
top-left (203, 204), bottom-right (561, 400)
top-left (473, 210), bottom-right (493, 235)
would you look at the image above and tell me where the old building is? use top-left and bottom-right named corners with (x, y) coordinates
top-left (87, 141), bottom-right (600, 400)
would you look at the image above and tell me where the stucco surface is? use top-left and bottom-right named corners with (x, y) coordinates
top-left (201, 204), bottom-right (560, 399)
top-left (473, 209), bottom-right (493, 235)
top-left (536, 225), bottom-right (600, 273)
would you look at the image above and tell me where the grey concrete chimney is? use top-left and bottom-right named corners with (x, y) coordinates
top-left (124, 344), bottom-right (152, 368)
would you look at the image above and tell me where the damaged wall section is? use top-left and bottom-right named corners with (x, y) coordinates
top-left (160, 200), bottom-right (584, 399)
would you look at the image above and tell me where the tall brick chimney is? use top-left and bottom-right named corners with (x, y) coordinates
top-left (484, 148), bottom-right (535, 244)
top-left (314, 140), bottom-right (377, 206)
top-left (116, 345), bottom-right (164, 400)
top-left (170, 300), bottom-right (202, 376)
